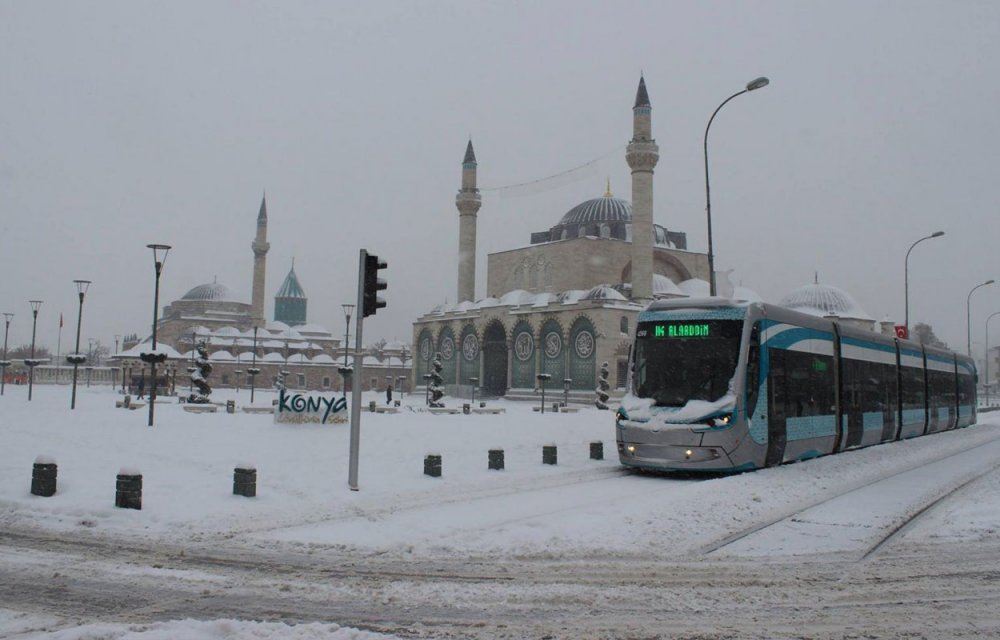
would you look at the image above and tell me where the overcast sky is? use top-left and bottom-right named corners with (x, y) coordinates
top-left (2, 1), bottom-right (999, 359)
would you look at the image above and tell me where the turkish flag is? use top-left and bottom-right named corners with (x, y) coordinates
top-left (894, 325), bottom-right (908, 339)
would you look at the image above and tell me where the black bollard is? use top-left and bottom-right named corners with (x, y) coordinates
top-left (226, 400), bottom-right (236, 414)
top-left (115, 472), bottom-right (142, 510)
top-left (369, 400), bottom-right (377, 412)
top-left (488, 448), bottom-right (505, 471)
top-left (233, 467), bottom-right (256, 497)
top-left (590, 441), bottom-right (604, 460)
top-left (31, 458), bottom-right (57, 497)
top-left (463, 403), bottom-right (471, 414)
top-left (424, 454), bottom-right (442, 478)
top-left (543, 444), bottom-right (557, 465)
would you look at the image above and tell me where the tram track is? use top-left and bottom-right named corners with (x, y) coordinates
top-left (699, 429), bottom-right (1000, 558)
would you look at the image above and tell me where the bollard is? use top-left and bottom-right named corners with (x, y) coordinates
top-left (552, 403), bottom-right (560, 413)
top-left (463, 403), bottom-right (471, 415)
top-left (424, 454), bottom-right (442, 478)
top-left (369, 400), bottom-right (377, 412)
top-left (480, 402), bottom-right (486, 408)
top-left (542, 444), bottom-right (557, 465)
top-left (590, 441), bottom-right (604, 460)
top-left (394, 400), bottom-right (400, 407)
top-left (226, 400), bottom-right (236, 414)
top-left (488, 448), bottom-right (505, 471)
top-left (233, 466), bottom-right (257, 497)
top-left (124, 395), bottom-right (131, 408)
top-left (115, 471), bottom-right (142, 510)
top-left (30, 457), bottom-right (57, 497)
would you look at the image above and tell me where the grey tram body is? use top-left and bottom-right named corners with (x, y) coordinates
top-left (616, 299), bottom-right (978, 473)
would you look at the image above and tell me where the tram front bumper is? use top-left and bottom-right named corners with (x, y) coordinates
top-left (616, 423), bottom-right (734, 470)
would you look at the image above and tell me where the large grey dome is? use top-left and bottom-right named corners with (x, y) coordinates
top-left (558, 194), bottom-right (632, 226)
top-left (182, 282), bottom-right (238, 302)
top-left (779, 283), bottom-right (872, 320)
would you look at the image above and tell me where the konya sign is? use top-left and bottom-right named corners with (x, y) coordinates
top-left (274, 390), bottom-right (348, 424)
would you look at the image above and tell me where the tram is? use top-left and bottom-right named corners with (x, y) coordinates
top-left (616, 298), bottom-right (977, 472)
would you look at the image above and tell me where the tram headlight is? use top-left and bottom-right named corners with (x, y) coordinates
top-left (626, 445), bottom-right (636, 454)
top-left (685, 449), bottom-right (693, 459)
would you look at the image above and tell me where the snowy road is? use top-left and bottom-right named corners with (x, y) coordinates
top-left (3, 389), bottom-right (1000, 638)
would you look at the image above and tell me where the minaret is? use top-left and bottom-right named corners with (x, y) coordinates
top-left (625, 76), bottom-right (659, 301)
top-left (251, 194), bottom-right (270, 325)
top-left (456, 139), bottom-right (482, 303)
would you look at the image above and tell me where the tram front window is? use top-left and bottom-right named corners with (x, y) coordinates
top-left (633, 320), bottom-right (743, 406)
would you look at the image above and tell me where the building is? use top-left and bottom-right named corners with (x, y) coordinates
top-left (412, 77), bottom-right (716, 402)
top-left (113, 196), bottom-right (410, 394)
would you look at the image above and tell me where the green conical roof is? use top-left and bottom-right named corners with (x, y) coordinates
top-left (275, 265), bottom-right (306, 299)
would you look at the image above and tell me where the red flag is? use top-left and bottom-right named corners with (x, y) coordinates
top-left (59, 313), bottom-right (63, 328)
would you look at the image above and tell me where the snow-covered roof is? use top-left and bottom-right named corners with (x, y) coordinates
top-left (209, 351), bottom-right (235, 361)
top-left (779, 283), bottom-right (873, 321)
top-left (652, 274), bottom-right (685, 298)
top-left (116, 342), bottom-right (185, 360)
top-left (261, 352), bottom-right (285, 363)
top-left (583, 285), bottom-right (627, 302)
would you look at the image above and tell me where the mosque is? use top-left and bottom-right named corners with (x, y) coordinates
top-left (114, 197), bottom-right (411, 394)
top-left (411, 77), bottom-right (892, 403)
top-left (412, 77), bottom-right (717, 401)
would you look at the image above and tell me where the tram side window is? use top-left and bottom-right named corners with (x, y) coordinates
top-left (779, 349), bottom-right (834, 417)
top-left (846, 358), bottom-right (897, 416)
top-left (928, 369), bottom-right (955, 415)
top-left (901, 366), bottom-right (925, 413)
top-left (958, 372), bottom-right (975, 407)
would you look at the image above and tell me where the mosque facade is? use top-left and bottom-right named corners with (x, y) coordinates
top-left (411, 77), bottom-right (714, 402)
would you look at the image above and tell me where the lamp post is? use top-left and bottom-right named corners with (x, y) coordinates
top-left (27, 300), bottom-right (42, 401)
top-left (68, 280), bottom-right (91, 409)
top-left (1, 312), bottom-right (12, 396)
top-left (537, 373), bottom-right (552, 413)
top-left (469, 376), bottom-right (478, 406)
top-left (704, 76), bottom-right (769, 297)
top-left (904, 231), bottom-right (945, 334)
top-left (248, 325), bottom-right (259, 404)
top-left (967, 279), bottom-right (995, 356)
top-left (143, 244), bottom-right (170, 427)
top-left (986, 311), bottom-right (1000, 407)
top-left (341, 303), bottom-right (354, 400)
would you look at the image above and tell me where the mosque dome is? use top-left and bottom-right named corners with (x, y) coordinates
top-left (558, 194), bottom-right (632, 226)
top-left (779, 283), bottom-right (872, 320)
top-left (652, 274), bottom-right (685, 298)
top-left (583, 285), bottom-right (628, 302)
top-left (181, 282), bottom-right (238, 302)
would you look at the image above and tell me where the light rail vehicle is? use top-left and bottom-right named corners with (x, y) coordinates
top-left (616, 299), bottom-right (977, 472)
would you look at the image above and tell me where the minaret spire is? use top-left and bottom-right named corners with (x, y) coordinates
top-left (456, 139), bottom-right (482, 303)
top-left (251, 193), bottom-right (270, 326)
top-left (626, 75), bottom-right (659, 301)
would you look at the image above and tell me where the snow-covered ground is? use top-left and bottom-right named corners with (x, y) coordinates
top-left (3, 384), bottom-right (1000, 638)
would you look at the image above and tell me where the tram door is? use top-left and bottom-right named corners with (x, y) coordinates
top-left (766, 348), bottom-right (788, 467)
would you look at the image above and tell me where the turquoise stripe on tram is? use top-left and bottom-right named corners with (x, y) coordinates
top-left (786, 414), bottom-right (837, 441)
top-left (863, 411), bottom-right (884, 431)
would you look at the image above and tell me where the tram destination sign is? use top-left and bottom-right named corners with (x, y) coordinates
top-left (639, 323), bottom-right (712, 339)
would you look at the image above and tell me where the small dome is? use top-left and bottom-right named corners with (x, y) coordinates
top-left (182, 283), bottom-right (238, 302)
top-left (652, 274), bottom-right (685, 298)
top-left (678, 279), bottom-right (711, 298)
top-left (780, 283), bottom-right (872, 320)
top-left (558, 195), bottom-right (632, 226)
top-left (583, 285), bottom-right (628, 302)
top-left (499, 289), bottom-right (537, 306)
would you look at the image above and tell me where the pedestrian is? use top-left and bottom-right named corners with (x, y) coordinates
top-left (386, 382), bottom-right (393, 405)
top-left (137, 377), bottom-right (145, 399)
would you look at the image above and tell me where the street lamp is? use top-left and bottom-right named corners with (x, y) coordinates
top-left (986, 311), bottom-right (1000, 407)
top-left (537, 373), bottom-right (552, 414)
top-left (341, 303), bottom-right (354, 400)
top-left (142, 244), bottom-right (170, 427)
top-left (967, 279), bottom-right (995, 356)
top-left (27, 300), bottom-right (42, 401)
top-left (248, 325), bottom-right (259, 404)
top-left (68, 280), bottom-right (91, 409)
top-left (1, 313), bottom-right (12, 396)
top-left (704, 76), bottom-right (769, 297)
top-left (904, 231), bottom-right (945, 334)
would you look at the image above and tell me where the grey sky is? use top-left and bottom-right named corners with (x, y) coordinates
top-left (2, 1), bottom-right (999, 358)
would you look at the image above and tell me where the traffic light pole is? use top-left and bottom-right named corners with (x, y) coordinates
top-left (348, 250), bottom-right (366, 491)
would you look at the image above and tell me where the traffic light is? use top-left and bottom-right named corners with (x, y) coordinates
top-left (362, 251), bottom-right (387, 317)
